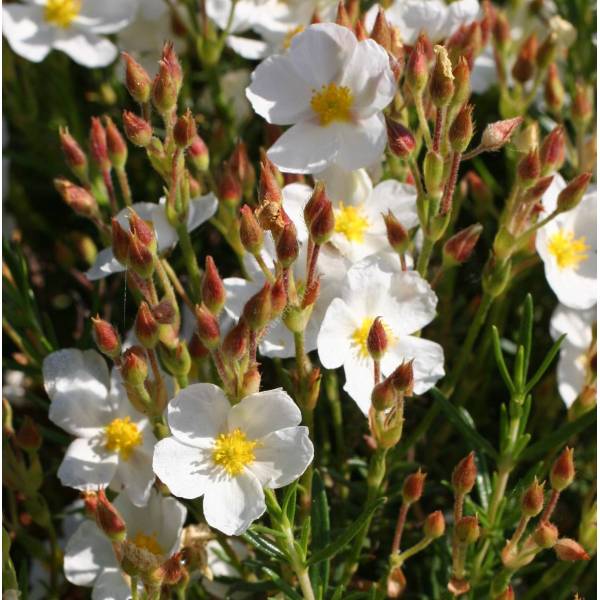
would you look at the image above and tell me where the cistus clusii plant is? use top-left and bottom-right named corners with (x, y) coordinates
top-left (1, 0), bottom-right (596, 599)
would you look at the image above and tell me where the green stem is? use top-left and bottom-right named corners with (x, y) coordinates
top-left (417, 237), bottom-right (434, 277)
top-left (130, 576), bottom-right (139, 600)
top-left (396, 536), bottom-right (433, 566)
top-left (176, 224), bottom-right (202, 302)
top-left (414, 93), bottom-right (432, 148)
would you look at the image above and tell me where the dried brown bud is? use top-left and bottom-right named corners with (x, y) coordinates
top-left (259, 155), bottom-right (282, 205)
top-left (371, 8), bottom-right (391, 51)
top-left (276, 221), bottom-right (299, 267)
top-left (430, 45), bottom-right (455, 107)
top-left (480, 117), bottom-right (523, 151)
top-left (550, 447), bottom-right (575, 491)
top-left (521, 477), bottom-right (545, 517)
top-left (383, 210), bottom-right (410, 254)
top-left (517, 149), bottom-right (541, 185)
top-left (452, 451), bottom-right (477, 495)
top-left (309, 197), bottom-right (335, 245)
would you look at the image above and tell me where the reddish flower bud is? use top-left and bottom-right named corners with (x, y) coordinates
top-left (96, 489), bottom-right (127, 542)
top-left (135, 302), bottom-right (160, 348)
top-left (355, 18), bottom-right (368, 41)
top-left (128, 209), bottom-right (156, 251)
top-left (452, 451), bottom-right (477, 495)
top-left (104, 117), bottom-right (128, 169)
top-left (201, 256), bottom-right (226, 315)
top-left (456, 516), bottom-right (480, 544)
top-left (556, 172), bottom-right (592, 213)
top-left (371, 376), bottom-right (397, 411)
top-left (128, 235), bottom-right (155, 278)
top-left (533, 521), bottom-right (558, 549)
top-left (121, 346), bottom-right (148, 386)
top-left (423, 510), bottom-right (445, 539)
top-left (174, 109), bottom-right (197, 149)
top-left (430, 45), bottom-right (455, 107)
top-left (390, 360), bottom-right (414, 395)
top-left (465, 171), bottom-right (493, 204)
top-left (448, 103), bottom-right (474, 153)
top-left (89, 117), bottom-right (111, 171)
top-left (242, 365), bottom-right (262, 396)
top-left (276, 222), bottom-right (299, 267)
top-left (550, 447), bottom-right (575, 491)
top-left (160, 340), bottom-right (192, 378)
top-left (554, 538), bottom-right (590, 561)
top-left (270, 275), bottom-right (287, 318)
top-left (371, 8), bottom-right (391, 51)
top-left (152, 60), bottom-right (179, 115)
top-left (259, 156), bottom-right (283, 205)
top-left (54, 178), bottom-right (98, 218)
top-left (122, 52), bottom-right (152, 104)
top-left (92, 316), bottom-right (121, 358)
top-left (386, 118), bottom-right (416, 157)
top-left (480, 117), bottom-right (523, 152)
top-left (521, 477), bottom-right (545, 517)
top-left (512, 34), bottom-right (538, 83)
top-left (443, 223), bottom-right (483, 265)
top-left (304, 182), bottom-right (329, 228)
top-left (544, 64), bottom-right (564, 114)
top-left (524, 175), bottom-right (554, 204)
top-left (240, 205), bottom-right (264, 255)
top-left (122, 111), bottom-right (152, 148)
top-left (402, 469), bottom-right (426, 504)
top-left (537, 32), bottom-right (557, 71)
top-left (367, 317), bottom-right (388, 360)
top-left (517, 149), bottom-right (541, 185)
top-left (493, 11), bottom-right (510, 52)
top-left (309, 198), bottom-right (335, 244)
top-left (152, 299), bottom-right (176, 325)
top-left (111, 218), bottom-right (132, 265)
top-left (188, 135), bottom-right (210, 173)
top-left (335, 1), bottom-right (352, 29)
top-left (406, 35), bottom-right (429, 93)
top-left (222, 320), bottom-right (249, 360)
top-left (571, 83), bottom-right (593, 130)
top-left (15, 416), bottom-right (42, 451)
top-left (59, 127), bottom-right (88, 181)
top-left (229, 141), bottom-right (256, 196)
top-left (383, 210), bottom-right (410, 254)
top-left (218, 164), bottom-right (242, 208)
top-left (153, 552), bottom-right (185, 586)
top-left (195, 303), bottom-right (220, 349)
top-left (243, 283), bottom-right (272, 331)
top-left (452, 57), bottom-right (471, 107)
top-left (188, 333), bottom-right (209, 360)
top-left (161, 42), bottom-right (183, 92)
top-left (540, 126), bottom-right (565, 175)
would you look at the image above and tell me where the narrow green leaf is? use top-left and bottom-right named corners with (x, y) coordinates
top-left (519, 294), bottom-right (534, 377)
top-left (524, 334), bottom-right (566, 394)
top-left (299, 517), bottom-right (311, 556)
top-left (492, 327), bottom-right (516, 394)
top-left (512, 433), bottom-right (531, 458)
top-left (307, 497), bottom-right (386, 566)
top-left (330, 585), bottom-right (346, 600)
top-left (310, 471), bottom-right (331, 592)
top-left (242, 530), bottom-right (287, 561)
top-left (282, 480), bottom-right (299, 526)
top-left (513, 346), bottom-right (525, 392)
top-left (260, 566), bottom-right (304, 600)
top-left (518, 395), bottom-right (532, 437)
top-left (430, 388), bottom-right (498, 459)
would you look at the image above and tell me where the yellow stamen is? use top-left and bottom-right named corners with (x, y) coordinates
top-left (104, 417), bottom-right (143, 460)
top-left (310, 84), bottom-right (354, 126)
top-left (131, 531), bottom-right (164, 556)
top-left (334, 203), bottom-right (370, 243)
top-left (44, 0), bottom-right (81, 28)
top-left (212, 428), bottom-right (257, 476)
top-left (547, 229), bottom-right (590, 270)
top-left (351, 317), bottom-right (394, 359)
top-left (283, 25), bottom-right (305, 50)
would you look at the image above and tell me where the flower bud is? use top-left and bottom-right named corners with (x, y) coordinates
top-left (554, 538), bottom-right (590, 561)
top-left (128, 235), bottom-right (155, 278)
top-left (240, 205), bottom-right (264, 255)
top-left (122, 52), bottom-right (152, 104)
top-left (443, 223), bottom-right (482, 266)
top-left (104, 117), bottom-right (128, 169)
top-left (153, 552), bottom-right (186, 586)
top-left (259, 155), bottom-right (283, 205)
top-left (243, 283), bottom-right (272, 331)
top-left (160, 340), bottom-right (192, 378)
top-left (423, 150), bottom-right (444, 195)
top-left (406, 36), bottom-right (429, 93)
top-left (276, 221), bottom-right (299, 267)
top-left (54, 178), bottom-right (98, 218)
top-left (371, 377), bottom-right (397, 411)
top-left (430, 45), bottom-right (455, 107)
top-left (122, 111), bottom-right (153, 148)
top-left (309, 198), bottom-right (335, 244)
top-left (512, 34), bottom-right (538, 83)
top-left (121, 346), bottom-right (148, 386)
top-left (218, 164), bottom-right (242, 208)
top-left (96, 489), bottom-right (126, 542)
top-left (355, 18), bottom-right (368, 42)
top-left (383, 210), bottom-right (409, 254)
top-left (270, 275), bottom-right (287, 318)
top-left (387, 566), bottom-right (406, 599)
top-left (544, 64), bottom-right (564, 114)
top-left (482, 252), bottom-right (511, 298)
top-left (455, 516), bottom-right (480, 544)
top-left (304, 181), bottom-right (329, 228)
top-left (550, 447), bottom-right (575, 491)
top-left (111, 218), bottom-right (132, 265)
top-left (390, 360), bottom-right (414, 395)
top-left (521, 477), bottom-right (545, 517)
top-left (228, 141), bottom-right (254, 194)
top-left (15, 416), bottom-right (42, 451)
top-left (556, 172), bottom-right (592, 213)
top-left (222, 320), bottom-right (249, 360)
top-left (89, 117), bottom-right (111, 171)
top-left (195, 304), bottom-right (220, 349)
top-left (517, 149), bottom-right (540, 186)
top-left (335, 1), bottom-right (352, 28)
top-left (152, 60), bottom-right (179, 115)
top-left (92, 316), bottom-right (121, 358)
top-left (451, 57), bottom-right (471, 107)
top-left (242, 365), bottom-right (261, 396)
top-left (452, 451), bottom-right (477, 495)
top-left (449, 103), bottom-right (474, 153)
top-left (128, 209), bottom-right (156, 252)
top-left (493, 11), bottom-right (510, 53)
top-left (135, 302), bottom-right (160, 348)
top-left (174, 109), bottom-right (197, 149)
top-left (540, 126), bottom-right (565, 175)
top-left (386, 118), bottom-right (416, 157)
top-left (533, 521), bottom-right (558, 549)
top-left (201, 256), bottom-right (226, 315)
top-left (571, 83), bottom-right (593, 130)
top-left (188, 333), bottom-right (209, 360)
top-left (371, 8), bottom-right (391, 51)
top-left (402, 469), bottom-right (426, 504)
top-left (367, 317), bottom-right (388, 360)
top-left (479, 117), bottom-right (523, 152)
top-left (59, 127), bottom-right (88, 181)
top-left (537, 32), bottom-right (557, 71)
top-left (188, 135), bottom-right (210, 173)
top-left (423, 510), bottom-right (445, 539)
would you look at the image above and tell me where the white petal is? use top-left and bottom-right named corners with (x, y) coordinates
top-left (226, 34), bottom-right (270, 59)
top-left (167, 383), bottom-right (230, 446)
top-left (228, 389), bottom-right (302, 438)
top-left (58, 437), bottom-right (118, 491)
top-left (64, 521), bottom-right (117, 587)
top-left (53, 30), bottom-right (118, 68)
top-left (319, 165), bottom-right (373, 206)
top-left (549, 303), bottom-right (595, 347)
top-left (281, 183), bottom-right (312, 239)
top-left (250, 426), bottom-right (313, 488)
top-left (44, 349), bottom-right (114, 436)
top-left (91, 568), bottom-right (132, 600)
top-left (386, 0), bottom-right (448, 43)
top-left (77, 0), bottom-right (138, 34)
top-left (2, 5), bottom-right (53, 63)
top-left (187, 193), bottom-right (219, 233)
top-left (343, 358), bottom-right (376, 416)
top-left (471, 47), bottom-right (497, 94)
top-left (85, 247), bottom-right (125, 281)
top-left (444, 0), bottom-right (481, 38)
top-left (153, 437), bottom-right (213, 499)
top-left (368, 180), bottom-right (419, 229)
top-left (259, 319), bottom-right (297, 358)
top-left (557, 344), bottom-right (587, 408)
top-left (114, 446), bottom-right (155, 507)
top-left (334, 114), bottom-right (387, 171)
top-left (317, 298), bottom-right (360, 369)
top-left (203, 472), bottom-right (266, 535)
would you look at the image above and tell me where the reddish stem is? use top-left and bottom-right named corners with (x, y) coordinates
top-left (540, 489), bottom-right (560, 523)
top-left (391, 502), bottom-right (410, 555)
top-left (441, 152), bottom-right (461, 215)
top-left (433, 108), bottom-right (444, 153)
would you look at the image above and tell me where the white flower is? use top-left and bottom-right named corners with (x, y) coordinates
top-left (153, 384), bottom-right (313, 535)
top-left (246, 23), bottom-right (396, 174)
top-left (64, 490), bottom-right (187, 600)
top-left (365, 0), bottom-right (480, 44)
top-left (86, 194), bottom-right (218, 281)
top-left (43, 349), bottom-right (156, 506)
top-left (535, 175), bottom-right (597, 310)
top-left (204, 539), bottom-right (250, 599)
top-left (471, 46), bottom-right (497, 94)
top-left (2, 0), bottom-right (137, 67)
top-left (317, 253), bottom-right (445, 415)
top-left (550, 304), bottom-right (596, 407)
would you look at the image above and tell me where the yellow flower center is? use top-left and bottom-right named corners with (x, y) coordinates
top-left (310, 84), bottom-right (354, 126)
top-left (131, 531), bottom-right (164, 556)
top-left (104, 417), bottom-right (143, 461)
top-left (212, 428), bottom-right (258, 476)
top-left (44, 0), bottom-right (81, 28)
top-left (547, 229), bottom-right (590, 270)
top-left (283, 25), bottom-right (305, 50)
top-left (334, 203), bottom-right (370, 243)
top-left (351, 317), bottom-right (394, 359)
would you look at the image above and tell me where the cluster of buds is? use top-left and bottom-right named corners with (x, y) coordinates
top-left (111, 209), bottom-right (157, 278)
